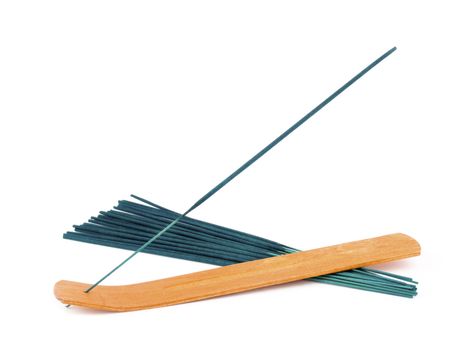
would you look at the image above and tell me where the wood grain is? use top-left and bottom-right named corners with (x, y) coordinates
top-left (54, 233), bottom-right (420, 311)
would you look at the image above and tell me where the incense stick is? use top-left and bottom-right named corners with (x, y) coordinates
top-left (84, 47), bottom-right (397, 293)
top-left (65, 195), bottom-right (417, 297)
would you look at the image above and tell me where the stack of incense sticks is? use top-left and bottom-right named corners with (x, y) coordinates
top-left (64, 195), bottom-right (418, 298)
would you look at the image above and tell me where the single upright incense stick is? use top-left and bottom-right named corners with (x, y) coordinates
top-left (85, 47), bottom-right (397, 293)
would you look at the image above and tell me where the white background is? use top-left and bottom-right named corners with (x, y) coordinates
top-left (1, 1), bottom-right (466, 348)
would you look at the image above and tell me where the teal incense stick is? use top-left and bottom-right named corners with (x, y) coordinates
top-left (66, 195), bottom-right (418, 297)
top-left (84, 47), bottom-right (397, 293)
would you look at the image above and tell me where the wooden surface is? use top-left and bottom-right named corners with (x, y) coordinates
top-left (54, 233), bottom-right (420, 311)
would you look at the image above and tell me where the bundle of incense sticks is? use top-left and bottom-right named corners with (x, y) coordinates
top-left (64, 195), bottom-right (418, 298)
top-left (64, 48), bottom-right (416, 299)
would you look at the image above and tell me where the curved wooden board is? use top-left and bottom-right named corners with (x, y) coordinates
top-left (54, 233), bottom-right (420, 311)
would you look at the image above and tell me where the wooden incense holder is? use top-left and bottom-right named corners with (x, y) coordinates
top-left (54, 233), bottom-right (420, 311)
